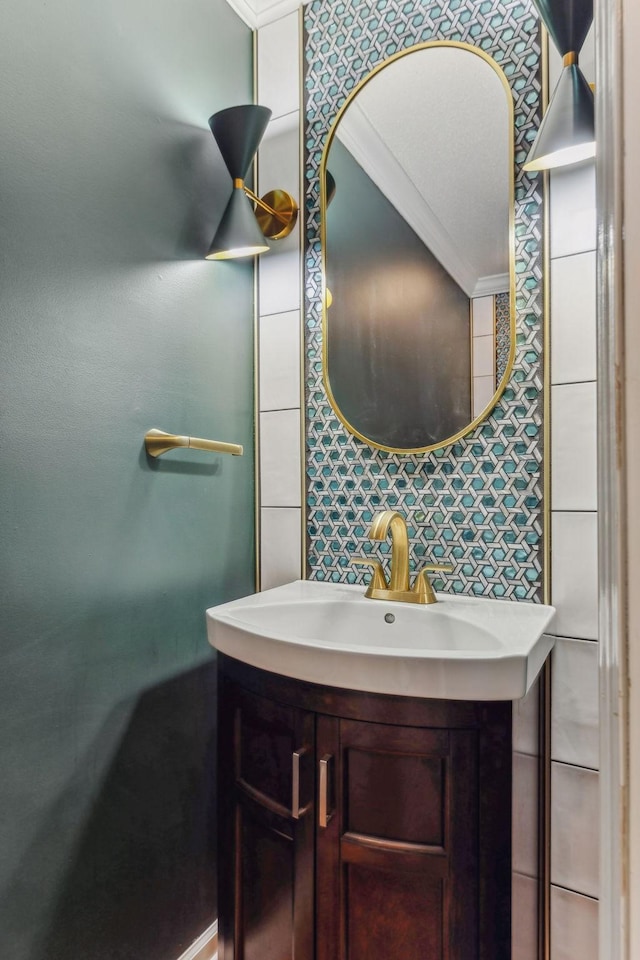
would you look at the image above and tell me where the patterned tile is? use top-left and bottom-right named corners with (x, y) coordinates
top-left (303, 0), bottom-right (543, 600)
top-left (496, 291), bottom-right (511, 383)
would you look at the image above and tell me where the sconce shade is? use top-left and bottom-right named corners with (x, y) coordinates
top-left (206, 104), bottom-right (272, 260)
top-left (524, 0), bottom-right (594, 172)
top-left (205, 186), bottom-right (269, 260)
top-left (209, 104), bottom-right (272, 180)
top-left (325, 170), bottom-right (337, 207)
top-left (206, 103), bottom-right (298, 260)
top-left (523, 63), bottom-right (595, 171)
top-left (532, 0), bottom-right (592, 57)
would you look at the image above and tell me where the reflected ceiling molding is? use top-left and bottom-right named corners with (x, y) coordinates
top-left (472, 272), bottom-right (510, 297)
top-left (336, 102), bottom-right (479, 297)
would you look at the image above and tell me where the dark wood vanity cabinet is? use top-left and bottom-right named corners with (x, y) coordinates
top-left (217, 654), bottom-right (512, 960)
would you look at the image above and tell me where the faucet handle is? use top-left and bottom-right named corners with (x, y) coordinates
top-left (352, 557), bottom-right (388, 592)
top-left (412, 563), bottom-right (454, 605)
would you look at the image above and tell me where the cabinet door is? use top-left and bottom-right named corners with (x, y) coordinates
top-left (218, 678), bottom-right (314, 960)
top-left (316, 716), bottom-right (478, 960)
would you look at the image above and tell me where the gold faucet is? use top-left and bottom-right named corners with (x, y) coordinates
top-left (352, 510), bottom-right (453, 605)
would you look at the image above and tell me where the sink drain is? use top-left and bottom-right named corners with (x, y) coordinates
top-left (384, 613), bottom-right (395, 624)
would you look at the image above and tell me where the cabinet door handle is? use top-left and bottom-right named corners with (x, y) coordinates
top-left (292, 747), bottom-right (309, 820)
top-left (319, 754), bottom-right (334, 828)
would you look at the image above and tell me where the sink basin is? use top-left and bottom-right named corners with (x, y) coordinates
top-left (206, 580), bottom-right (556, 701)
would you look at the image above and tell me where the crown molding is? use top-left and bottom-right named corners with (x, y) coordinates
top-left (224, 0), bottom-right (257, 28)
top-left (225, 0), bottom-right (309, 29)
top-left (335, 103), bottom-right (479, 298)
top-left (472, 273), bottom-right (510, 298)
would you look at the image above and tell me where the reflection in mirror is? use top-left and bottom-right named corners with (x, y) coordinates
top-left (322, 43), bottom-right (514, 452)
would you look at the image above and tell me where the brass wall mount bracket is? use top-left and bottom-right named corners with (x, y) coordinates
top-left (144, 428), bottom-right (243, 458)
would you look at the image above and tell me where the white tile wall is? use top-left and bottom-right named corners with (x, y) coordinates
top-left (512, 873), bottom-right (539, 960)
top-left (550, 252), bottom-right (597, 385)
top-left (551, 382), bottom-right (597, 511)
top-left (261, 507), bottom-right (302, 590)
top-left (473, 335), bottom-right (494, 378)
top-left (549, 165), bottom-right (597, 259)
top-left (550, 762), bottom-right (599, 898)
top-left (550, 885), bottom-right (598, 960)
top-left (472, 296), bottom-right (494, 336)
top-left (258, 113), bottom-right (301, 316)
top-left (256, 13), bottom-right (300, 118)
top-left (473, 375), bottom-right (495, 417)
top-left (257, 10), bottom-right (303, 589)
top-left (259, 309), bottom-right (301, 411)
top-left (551, 638), bottom-right (599, 769)
top-left (513, 752), bottom-right (539, 878)
top-left (548, 145), bottom-right (598, 955)
top-left (551, 511), bottom-right (598, 641)
top-left (260, 409), bottom-right (302, 507)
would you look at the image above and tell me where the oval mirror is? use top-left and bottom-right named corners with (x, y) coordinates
top-left (321, 42), bottom-right (515, 453)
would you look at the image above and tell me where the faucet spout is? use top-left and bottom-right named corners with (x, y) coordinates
top-left (369, 510), bottom-right (410, 593)
top-left (351, 509), bottom-right (452, 605)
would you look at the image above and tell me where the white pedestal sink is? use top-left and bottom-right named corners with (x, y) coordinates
top-left (206, 579), bottom-right (556, 701)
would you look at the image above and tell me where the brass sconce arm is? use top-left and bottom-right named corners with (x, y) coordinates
top-left (242, 184), bottom-right (299, 241)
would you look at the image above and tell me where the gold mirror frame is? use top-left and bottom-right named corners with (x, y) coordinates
top-left (320, 39), bottom-right (516, 455)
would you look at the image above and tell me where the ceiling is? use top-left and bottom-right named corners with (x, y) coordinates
top-left (333, 46), bottom-right (510, 298)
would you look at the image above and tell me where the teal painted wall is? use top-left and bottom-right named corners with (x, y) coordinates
top-left (0, 1), bottom-right (254, 957)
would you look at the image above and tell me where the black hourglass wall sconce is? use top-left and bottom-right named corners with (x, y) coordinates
top-left (206, 104), bottom-right (298, 260)
top-left (524, 0), bottom-right (595, 172)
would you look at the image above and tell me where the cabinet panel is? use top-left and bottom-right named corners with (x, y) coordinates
top-left (346, 865), bottom-right (443, 960)
top-left (218, 675), bottom-right (314, 960)
top-left (317, 715), bottom-right (478, 960)
top-left (239, 805), bottom-right (294, 960)
top-left (345, 746), bottom-right (446, 846)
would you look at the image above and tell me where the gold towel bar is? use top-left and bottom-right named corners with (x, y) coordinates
top-left (144, 428), bottom-right (243, 458)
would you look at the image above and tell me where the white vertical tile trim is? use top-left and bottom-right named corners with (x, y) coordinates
top-left (256, 11), bottom-right (304, 588)
top-left (256, 11), bottom-right (300, 117)
top-left (472, 335), bottom-right (495, 378)
top-left (260, 409), bottom-right (302, 506)
top-left (550, 885), bottom-right (598, 960)
top-left (257, 111), bottom-right (301, 316)
top-left (551, 382), bottom-right (598, 512)
top-left (473, 376), bottom-right (495, 418)
top-left (551, 638), bottom-right (599, 770)
top-left (513, 752), bottom-right (539, 878)
top-left (549, 164), bottom-right (597, 259)
top-left (259, 310), bottom-right (301, 411)
top-left (512, 873), bottom-right (539, 960)
top-left (471, 295), bottom-right (494, 337)
top-left (550, 252), bottom-right (597, 385)
top-left (261, 507), bottom-right (302, 588)
top-left (551, 762), bottom-right (599, 898)
top-left (550, 512), bottom-right (599, 641)
top-left (258, 241), bottom-right (301, 316)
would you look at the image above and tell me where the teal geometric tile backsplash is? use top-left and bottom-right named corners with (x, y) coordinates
top-left (303, 0), bottom-right (544, 601)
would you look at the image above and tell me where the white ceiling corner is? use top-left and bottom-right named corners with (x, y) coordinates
top-left (224, 0), bottom-right (309, 29)
top-left (336, 103), bottom-right (479, 298)
top-left (332, 47), bottom-right (510, 299)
